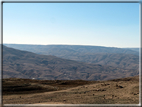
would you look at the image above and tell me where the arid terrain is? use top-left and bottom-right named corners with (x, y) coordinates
top-left (2, 45), bottom-right (140, 105)
top-left (3, 75), bottom-right (139, 104)
top-left (4, 44), bottom-right (139, 70)
top-left (3, 45), bottom-right (139, 80)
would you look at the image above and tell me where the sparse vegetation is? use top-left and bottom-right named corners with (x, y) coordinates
top-left (3, 45), bottom-right (139, 81)
top-left (2, 45), bottom-right (140, 104)
top-left (3, 76), bottom-right (139, 104)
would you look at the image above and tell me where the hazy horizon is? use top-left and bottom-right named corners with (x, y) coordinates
top-left (3, 43), bottom-right (140, 48)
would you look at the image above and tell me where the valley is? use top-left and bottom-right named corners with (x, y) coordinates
top-left (3, 45), bottom-right (139, 80)
top-left (2, 44), bottom-right (140, 104)
top-left (4, 44), bottom-right (139, 70)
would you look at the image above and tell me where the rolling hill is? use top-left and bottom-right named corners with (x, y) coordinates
top-left (3, 45), bottom-right (139, 80)
top-left (4, 44), bottom-right (139, 70)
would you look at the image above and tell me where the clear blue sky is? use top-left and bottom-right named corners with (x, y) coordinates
top-left (3, 3), bottom-right (140, 48)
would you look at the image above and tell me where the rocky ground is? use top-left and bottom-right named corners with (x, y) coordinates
top-left (3, 76), bottom-right (139, 104)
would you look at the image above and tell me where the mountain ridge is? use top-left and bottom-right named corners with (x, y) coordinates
top-left (3, 45), bottom-right (139, 81)
top-left (4, 44), bottom-right (139, 55)
top-left (4, 44), bottom-right (139, 70)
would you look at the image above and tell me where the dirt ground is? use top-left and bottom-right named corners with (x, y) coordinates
top-left (3, 76), bottom-right (139, 104)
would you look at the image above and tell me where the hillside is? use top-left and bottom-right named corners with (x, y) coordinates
top-left (3, 45), bottom-right (139, 80)
top-left (124, 48), bottom-right (139, 52)
top-left (4, 44), bottom-right (139, 70)
top-left (63, 53), bottom-right (139, 70)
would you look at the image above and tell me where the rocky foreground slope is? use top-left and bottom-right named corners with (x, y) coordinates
top-left (3, 76), bottom-right (139, 104)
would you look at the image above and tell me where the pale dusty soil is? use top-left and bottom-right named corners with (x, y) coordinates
top-left (3, 76), bottom-right (139, 104)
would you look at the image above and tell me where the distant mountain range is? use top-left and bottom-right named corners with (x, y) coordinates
top-left (3, 45), bottom-right (139, 80)
top-left (4, 44), bottom-right (139, 56)
top-left (4, 44), bottom-right (139, 70)
top-left (124, 48), bottom-right (139, 52)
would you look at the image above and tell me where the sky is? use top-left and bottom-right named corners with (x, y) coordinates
top-left (3, 2), bottom-right (140, 48)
